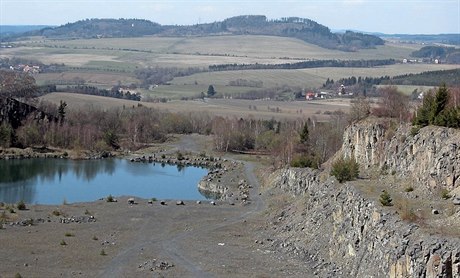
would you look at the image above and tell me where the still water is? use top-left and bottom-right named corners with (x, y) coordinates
top-left (0, 158), bottom-right (209, 205)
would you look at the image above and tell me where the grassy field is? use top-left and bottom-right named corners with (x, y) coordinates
top-left (2, 35), bottom-right (458, 100)
top-left (163, 64), bottom-right (460, 97)
top-left (7, 35), bottom-right (421, 71)
top-left (41, 92), bottom-right (350, 121)
top-left (18, 35), bottom-right (418, 61)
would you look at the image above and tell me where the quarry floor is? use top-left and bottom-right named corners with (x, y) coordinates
top-left (0, 135), bottom-right (314, 278)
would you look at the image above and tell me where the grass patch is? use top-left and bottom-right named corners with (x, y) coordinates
top-left (16, 200), bottom-right (26, 210)
top-left (404, 186), bottom-right (414, 192)
top-left (441, 189), bottom-right (451, 200)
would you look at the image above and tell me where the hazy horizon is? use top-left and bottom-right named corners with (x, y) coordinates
top-left (1, 0), bottom-right (459, 35)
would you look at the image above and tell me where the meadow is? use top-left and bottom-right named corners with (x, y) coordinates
top-left (2, 34), bottom-right (459, 99)
top-left (41, 92), bottom-right (350, 121)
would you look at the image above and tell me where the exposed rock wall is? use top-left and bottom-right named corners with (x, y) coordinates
top-left (269, 168), bottom-right (460, 277)
top-left (0, 97), bottom-right (56, 129)
top-left (341, 119), bottom-right (460, 190)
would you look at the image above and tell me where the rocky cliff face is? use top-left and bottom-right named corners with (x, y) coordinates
top-left (267, 120), bottom-right (460, 277)
top-left (341, 118), bottom-right (460, 191)
top-left (0, 97), bottom-right (55, 129)
top-left (269, 168), bottom-right (460, 278)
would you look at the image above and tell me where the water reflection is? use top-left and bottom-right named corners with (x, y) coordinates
top-left (0, 159), bottom-right (208, 205)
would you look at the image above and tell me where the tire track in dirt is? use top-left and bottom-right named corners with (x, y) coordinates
top-left (100, 161), bottom-right (263, 277)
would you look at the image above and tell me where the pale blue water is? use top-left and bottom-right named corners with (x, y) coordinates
top-left (0, 158), bottom-right (209, 205)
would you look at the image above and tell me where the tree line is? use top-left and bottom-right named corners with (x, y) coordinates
top-left (61, 85), bottom-right (141, 101)
top-left (209, 59), bottom-right (396, 72)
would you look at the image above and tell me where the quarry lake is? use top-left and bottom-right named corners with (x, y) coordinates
top-left (0, 158), bottom-right (209, 205)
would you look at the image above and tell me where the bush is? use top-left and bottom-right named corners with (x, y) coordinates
top-left (100, 249), bottom-right (107, 256)
top-left (330, 156), bottom-right (359, 183)
top-left (106, 194), bottom-right (115, 202)
top-left (60, 240), bottom-right (67, 246)
top-left (441, 189), bottom-right (451, 200)
top-left (290, 155), bottom-right (318, 169)
top-left (380, 190), bottom-right (393, 206)
top-left (404, 186), bottom-right (414, 192)
top-left (65, 232), bottom-right (74, 237)
top-left (17, 200), bottom-right (26, 210)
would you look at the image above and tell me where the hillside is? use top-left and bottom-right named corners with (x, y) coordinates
top-left (411, 46), bottom-right (460, 64)
top-left (9, 16), bottom-right (384, 51)
top-left (0, 25), bottom-right (52, 35)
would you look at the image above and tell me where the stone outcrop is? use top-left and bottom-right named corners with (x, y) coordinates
top-left (267, 120), bottom-right (460, 277)
top-left (341, 118), bottom-right (460, 191)
top-left (0, 97), bottom-right (56, 129)
top-left (269, 168), bottom-right (460, 278)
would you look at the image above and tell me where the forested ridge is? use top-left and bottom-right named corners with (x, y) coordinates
top-left (4, 16), bottom-right (384, 51)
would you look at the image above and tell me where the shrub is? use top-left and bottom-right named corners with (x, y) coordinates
top-left (100, 249), bottom-right (107, 256)
top-left (14, 273), bottom-right (22, 278)
top-left (52, 210), bottom-right (61, 216)
top-left (17, 200), bottom-right (26, 210)
top-left (65, 232), bottom-right (74, 237)
top-left (84, 209), bottom-right (91, 215)
top-left (0, 211), bottom-right (8, 225)
top-left (410, 126), bottom-right (421, 137)
top-left (290, 155), bottom-right (318, 169)
top-left (60, 240), bottom-right (67, 246)
top-left (404, 186), bottom-right (414, 192)
top-left (380, 190), bottom-right (393, 206)
top-left (176, 151), bottom-right (184, 161)
top-left (106, 194), bottom-right (114, 202)
top-left (92, 235), bottom-right (98, 241)
top-left (441, 189), bottom-right (451, 200)
top-left (330, 156), bottom-right (359, 183)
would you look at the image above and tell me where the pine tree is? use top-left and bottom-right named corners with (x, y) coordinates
top-left (207, 85), bottom-right (216, 97)
top-left (379, 190), bottom-right (392, 206)
top-left (299, 123), bottom-right (309, 144)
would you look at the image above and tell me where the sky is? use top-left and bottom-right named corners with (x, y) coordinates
top-left (1, 0), bottom-right (459, 34)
